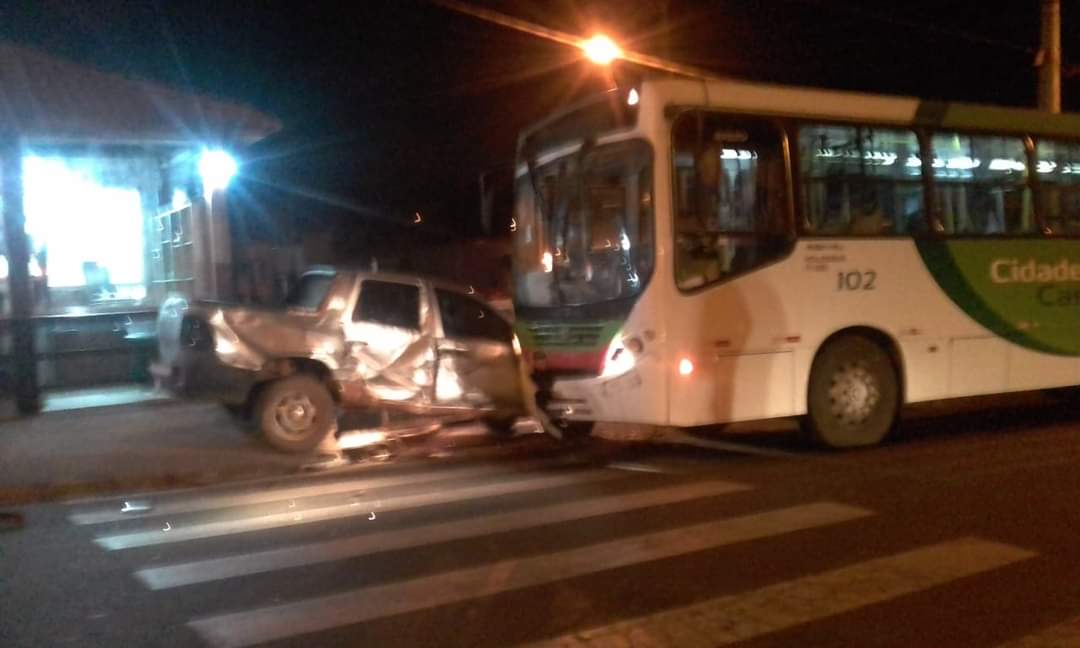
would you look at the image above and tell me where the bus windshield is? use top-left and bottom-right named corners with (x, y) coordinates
top-left (513, 139), bottom-right (654, 308)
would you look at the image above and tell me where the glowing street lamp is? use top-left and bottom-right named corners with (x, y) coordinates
top-left (581, 34), bottom-right (621, 65)
top-left (436, 1), bottom-right (712, 81)
top-left (198, 149), bottom-right (238, 193)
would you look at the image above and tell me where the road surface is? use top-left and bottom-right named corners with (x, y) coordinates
top-left (5, 398), bottom-right (1080, 647)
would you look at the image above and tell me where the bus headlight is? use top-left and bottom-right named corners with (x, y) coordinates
top-left (678, 356), bottom-right (695, 376)
top-left (601, 335), bottom-right (639, 378)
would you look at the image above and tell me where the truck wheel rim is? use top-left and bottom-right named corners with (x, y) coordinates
top-left (275, 392), bottom-right (317, 437)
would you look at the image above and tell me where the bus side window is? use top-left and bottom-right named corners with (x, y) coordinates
top-left (930, 133), bottom-right (1032, 236)
top-left (671, 112), bottom-right (792, 290)
top-left (799, 124), bottom-right (925, 236)
top-left (1036, 139), bottom-right (1080, 235)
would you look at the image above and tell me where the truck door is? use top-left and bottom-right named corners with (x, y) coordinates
top-left (433, 288), bottom-right (522, 411)
top-left (342, 278), bottom-right (435, 405)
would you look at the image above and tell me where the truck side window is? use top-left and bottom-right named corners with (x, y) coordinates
top-left (284, 273), bottom-right (334, 310)
top-left (436, 289), bottom-right (512, 343)
top-left (354, 280), bottom-right (420, 331)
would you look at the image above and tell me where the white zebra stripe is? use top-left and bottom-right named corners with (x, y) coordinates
top-left (994, 614), bottom-right (1080, 647)
top-left (137, 478), bottom-right (751, 589)
top-left (95, 468), bottom-right (624, 550)
top-left (528, 537), bottom-right (1035, 648)
top-left (188, 501), bottom-right (871, 648)
top-left (70, 459), bottom-right (570, 525)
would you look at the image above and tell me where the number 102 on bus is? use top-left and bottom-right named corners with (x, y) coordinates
top-left (837, 270), bottom-right (877, 291)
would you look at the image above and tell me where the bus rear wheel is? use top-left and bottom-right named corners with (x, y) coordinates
top-left (804, 335), bottom-right (899, 449)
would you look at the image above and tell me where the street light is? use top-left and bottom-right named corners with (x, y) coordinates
top-left (199, 149), bottom-right (238, 192)
top-left (582, 34), bottom-right (621, 65)
top-left (437, 2), bottom-right (712, 81)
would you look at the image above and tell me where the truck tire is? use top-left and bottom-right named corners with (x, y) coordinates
top-left (223, 402), bottom-right (252, 423)
top-left (255, 375), bottom-right (337, 453)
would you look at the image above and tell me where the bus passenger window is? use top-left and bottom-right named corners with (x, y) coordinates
top-left (799, 125), bottom-right (925, 236)
top-left (1036, 139), bottom-right (1080, 234)
top-left (930, 133), bottom-right (1032, 235)
top-left (671, 112), bottom-right (792, 290)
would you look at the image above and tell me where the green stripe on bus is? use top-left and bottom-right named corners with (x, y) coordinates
top-left (915, 100), bottom-right (1080, 138)
top-left (916, 239), bottom-right (1080, 356)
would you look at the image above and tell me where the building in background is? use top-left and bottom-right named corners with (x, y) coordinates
top-left (0, 42), bottom-right (280, 412)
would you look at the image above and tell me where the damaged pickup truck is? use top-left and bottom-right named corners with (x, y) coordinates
top-left (152, 268), bottom-right (525, 453)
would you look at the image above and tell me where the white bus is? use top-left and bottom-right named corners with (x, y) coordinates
top-left (512, 75), bottom-right (1080, 448)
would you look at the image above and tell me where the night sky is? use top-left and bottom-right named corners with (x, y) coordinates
top-left (1, 0), bottom-right (1077, 240)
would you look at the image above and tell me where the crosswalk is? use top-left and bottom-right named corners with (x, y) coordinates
top-left (63, 454), bottom-right (1068, 647)
top-left (528, 538), bottom-right (1034, 648)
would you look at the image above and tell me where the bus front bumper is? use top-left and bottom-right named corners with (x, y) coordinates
top-left (531, 359), bottom-right (659, 426)
top-left (534, 374), bottom-right (603, 422)
top-left (542, 396), bottom-right (594, 420)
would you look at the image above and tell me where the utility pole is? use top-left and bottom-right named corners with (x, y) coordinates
top-left (660, 0), bottom-right (671, 63)
top-left (1038, 0), bottom-right (1062, 113)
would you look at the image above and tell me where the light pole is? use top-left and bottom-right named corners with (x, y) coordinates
top-left (1038, 0), bottom-right (1062, 113)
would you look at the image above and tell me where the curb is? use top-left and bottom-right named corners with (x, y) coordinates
top-left (0, 425), bottom-right (597, 507)
top-left (0, 438), bottom-right (520, 506)
top-left (0, 395), bottom-right (188, 427)
top-left (37, 395), bottom-right (184, 418)
top-left (0, 464), bottom-right (307, 506)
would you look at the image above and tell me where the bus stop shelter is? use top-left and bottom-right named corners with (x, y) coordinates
top-left (0, 42), bottom-right (281, 413)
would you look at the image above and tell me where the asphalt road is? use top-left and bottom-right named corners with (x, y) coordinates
top-left (6, 396), bottom-right (1080, 648)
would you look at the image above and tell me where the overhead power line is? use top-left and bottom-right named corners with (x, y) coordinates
top-left (781, 0), bottom-right (1035, 54)
top-left (783, 0), bottom-right (1080, 80)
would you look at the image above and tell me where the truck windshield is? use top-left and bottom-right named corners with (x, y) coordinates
top-left (513, 139), bottom-right (654, 308)
top-left (283, 273), bottom-right (335, 310)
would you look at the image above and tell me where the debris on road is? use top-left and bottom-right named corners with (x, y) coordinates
top-left (0, 511), bottom-right (25, 531)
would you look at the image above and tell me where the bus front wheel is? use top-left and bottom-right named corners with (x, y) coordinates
top-left (555, 421), bottom-right (594, 442)
top-left (804, 335), bottom-right (899, 449)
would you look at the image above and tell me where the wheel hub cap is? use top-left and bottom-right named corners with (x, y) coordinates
top-left (828, 363), bottom-right (879, 426)
top-left (275, 392), bottom-right (317, 437)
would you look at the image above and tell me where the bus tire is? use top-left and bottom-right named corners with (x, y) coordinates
top-left (805, 334), bottom-right (899, 449)
top-left (255, 375), bottom-right (337, 454)
top-left (557, 421), bottom-right (595, 442)
top-left (1042, 386), bottom-right (1080, 404)
top-left (484, 415), bottom-right (519, 438)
